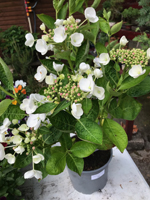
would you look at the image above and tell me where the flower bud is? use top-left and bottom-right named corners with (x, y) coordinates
top-left (40, 23), bottom-right (45, 31)
top-left (12, 119), bottom-right (18, 125)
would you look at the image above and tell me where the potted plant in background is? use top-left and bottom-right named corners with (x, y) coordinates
top-left (0, 0), bottom-right (150, 195)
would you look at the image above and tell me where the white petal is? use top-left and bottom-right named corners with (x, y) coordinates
top-left (24, 170), bottom-right (34, 179)
top-left (25, 33), bottom-right (34, 47)
top-left (35, 39), bottom-right (48, 55)
top-left (53, 62), bottom-right (64, 72)
top-left (53, 25), bottom-right (67, 43)
top-left (93, 85), bottom-right (105, 100)
top-left (120, 36), bottom-right (128, 46)
top-left (34, 170), bottom-right (42, 179)
top-left (5, 154), bottom-right (16, 164)
top-left (70, 33), bottom-right (84, 47)
top-left (129, 65), bottom-right (146, 78)
top-left (0, 143), bottom-right (5, 160)
top-left (99, 53), bottom-right (110, 65)
top-left (84, 7), bottom-right (99, 23)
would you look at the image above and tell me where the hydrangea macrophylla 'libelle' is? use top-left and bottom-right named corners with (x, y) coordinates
top-left (99, 53), bottom-right (110, 65)
top-left (93, 57), bottom-right (101, 67)
top-left (34, 65), bottom-right (47, 82)
top-left (24, 169), bottom-right (42, 180)
top-left (84, 7), bottom-right (98, 23)
top-left (5, 153), bottom-right (16, 164)
top-left (71, 103), bottom-right (83, 119)
top-left (79, 74), bottom-right (95, 94)
top-left (0, 144), bottom-right (5, 160)
top-left (33, 153), bottom-right (44, 164)
top-left (93, 85), bottom-right (105, 100)
top-left (14, 146), bottom-right (25, 155)
top-left (40, 23), bottom-right (45, 31)
top-left (70, 33), bottom-right (84, 47)
top-left (35, 39), bottom-right (49, 55)
top-left (94, 68), bottom-right (103, 79)
top-left (79, 62), bottom-right (90, 74)
top-left (53, 25), bottom-right (67, 43)
top-left (0, 118), bottom-right (11, 134)
top-left (27, 114), bottom-right (46, 130)
top-left (120, 36), bottom-right (128, 46)
top-left (45, 73), bottom-right (57, 85)
top-left (129, 65), bottom-right (146, 78)
top-left (54, 19), bottom-right (64, 26)
top-left (25, 33), bottom-right (34, 47)
top-left (53, 62), bottom-right (64, 72)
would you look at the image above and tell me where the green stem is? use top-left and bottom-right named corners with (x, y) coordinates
top-left (0, 86), bottom-right (16, 99)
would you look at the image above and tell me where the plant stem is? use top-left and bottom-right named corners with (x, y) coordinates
top-left (0, 86), bottom-right (16, 99)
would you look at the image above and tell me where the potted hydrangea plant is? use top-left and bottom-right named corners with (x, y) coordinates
top-left (0, 0), bottom-right (150, 195)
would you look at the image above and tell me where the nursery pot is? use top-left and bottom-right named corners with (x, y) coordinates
top-left (67, 149), bottom-right (113, 194)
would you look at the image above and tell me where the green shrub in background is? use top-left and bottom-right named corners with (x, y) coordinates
top-left (0, 25), bottom-right (40, 93)
top-left (137, 0), bottom-right (150, 27)
top-left (0, 159), bottom-right (25, 200)
top-left (122, 7), bottom-right (140, 24)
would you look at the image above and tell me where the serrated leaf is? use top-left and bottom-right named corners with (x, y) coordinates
top-left (46, 152), bottom-right (66, 175)
top-left (81, 30), bottom-right (95, 44)
top-left (59, 133), bottom-right (72, 151)
top-left (58, 2), bottom-right (68, 19)
top-left (50, 110), bottom-right (76, 132)
top-left (55, 51), bottom-right (70, 60)
top-left (106, 40), bottom-right (117, 51)
top-left (57, 0), bottom-right (66, 11)
top-left (106, 82), bottom-right (122, 97)
top-left (99, 17), bottom-right (110, 34)
top-left (90, 21), bottom-right (100, 44)
top-left (95, 42), bottom-right (107, 54)
top-left (82, 98), bottom-right (92, 114)
top-left (75, 118), bottom-right (103, 145)
top-left (70, 141), bottom-right (97, 158)
top-left (34, 102), bottom-right (57, 114)
top-left (69, 0), bottom-right (75, 15)
top-left (91, 0), bottom-right (101, 9)
top-left (0, 99), bottom-right (12, 116)
top-left (14, 152), bottom-right (32, 168)
top-left (119, 67), bottom-right (150, 90)
top-left (66, 153), bottom-right (84, 175)
top-left (110, 21), bottom-right (123, 36)
top-left (103, 118), bottom-right (128, 152)
top-left (37, 14), bottom-right (55, 29)
top-left (86, 99), bottom-right (99, 121)
top-left (51, 100), bottom-right (71, 117)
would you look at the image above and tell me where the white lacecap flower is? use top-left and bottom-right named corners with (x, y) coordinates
top-left (5, 154), bottom-right (16, 164)
top-left (24, 138), bottom-right (30, 143)
top-left (93, 85), bottom-right (105, 100)
top-left (34, 65), bottom-right (47, 82)
top-left (35, 39), bottom-right (49, 55)
top-left (84, 7), bottom-right (99, 23)
top-left (0, 132), bottom-right (6, 143)
top-left (40, 23), bottom-right (45, 31)
top-left (120, 36), bottom-right (128, 46)
top-left (27, 114), bottom-right (46, 130)
top-left (129, 65), bottom-right (146, 78)
top-left (79, 62), bottom-right (90, 73)
top-left (93, 57), bottom-right (101, 67)
top-left (42, 35), bottom-right (49, 42)
top-left (12, 128), bottom-right (19, 135)
top-left (24, 169), bottom-right (42, 180)
top-left (147, 48), bottom-right (150, 59)
top-left (14, 146), bottom-right (25, 155)
top-left (15, 80), bottom-right (26, 88)
top-left (94, 68), bottom-right (103, 78)
top-left (12, 135), bottom-right (23, 145)
top-left (18, 124), bottom-right (29, 132)
top-left (70, 33), bottom-right (84, 47)
top-left (53, 62), bottom-right (64, 72)
top-left (53, 25), bottom-right (67, 43)
top-left (20, 98), bottom-right (37, 115)
top-left (79, 74), bottom-right (95, 94)
top-left (0, 144), bottom-right (5, 161)
top-left (99, 53), bottom-right (110, 65)
top-left (0, 118), bottom-right (11, 134)
top-left (71, 103), bottom-right (83, 119)
top-left (54, 19), bottom-right (64, 26)
top-left (48, 44), bottom-right (54, 51)
top-left (45, 73), bottom-right (57, 85)
top-left (25, 33), bottom-right (34, 47)
top-left (33, 154), bottom-right (44, 164)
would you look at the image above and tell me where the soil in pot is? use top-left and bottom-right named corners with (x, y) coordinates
top-left (84, 150), bottom-right (111, 171)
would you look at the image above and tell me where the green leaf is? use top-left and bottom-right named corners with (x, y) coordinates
top-left (75, 41), bottom-right (89, 69)
top-left (53, 0), bottom-right (59, 10)
top-left (90, 21), bottom-right (100, 44)
top-left (66, 153), bottom-right (84, 175)
top-left (106, 82), bottom-right (122, 97)
top-left (82, 98), bottom-right (92, 114)
top-left (85, 99), bottom-right (99, 121)
top-left (113, 43), bottom-right (120, 50)
top-left (37, 14), bottom-right (55, 29)
top-left (103, 118), bottom-right (128, 152)
top-left (46, 152), bottom-right (66, 175)
top-left (74, 0), bottom-right (85, 13)
top-left (99, 17), bottom-right (110, 34)
top-left (110, 21), bottom-right (123, 36)
top-left (119, 67), bottom-right (150, 90)
top-left (0, 99), bottom-right (12, 116)
top-left (75, 118), bottom-right (103, 145)
top-left (81, 30), bottom-right (95, 44)
top-left (14, 189), bottom-right (22, 196)
top-left (114, 62), bottom-right (120, 72)
top-left (14, 152), bottom-right (32, 168)
top-left (70, 141), bottom-right (97, 158)
top-left (57, 0), bottom-right (66, 11)
top-left (95, 42), bottom-right (107, 54)
top-left (96, 132), bottom-right (114, 150)
top-left (41, 126), bottom-right (62, 145)
top-left (0, 58), bottom-right (14, 90)
top-left (109, 96), bottom-right (142, 120)
top-left (106, 40), bottom-right (117, 51)
top-left (91, 0), bottom-right (101, 9)
top-left (127, 76), bottom-right (150, 97)
top-left (59, 133), bottom-right (72, 151)
top-left (0, 105), bottom-right (26, 121)
top-left (50, 110), bottom-right (76, 132)
top-left (69, 0), bottom-right (75, 15)
top-left (58, 2), bottom-right (68, 19)
top-left (16, 176), bottom-right (25, 186)
top-left (55, 51), bottom-right (70, 60)
top-left (34, 102), bottom-right (57, 114)
top-left (51, 100), bottom-right (71, 117)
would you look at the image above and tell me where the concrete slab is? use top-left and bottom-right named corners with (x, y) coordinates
top-left (21, 147), bottom-right (150, 200)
